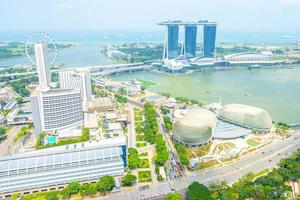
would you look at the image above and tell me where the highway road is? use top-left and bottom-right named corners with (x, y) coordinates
top-left (97, 130), bottom-right (300, 200)
top-left (0, 127), bottom-right (20, 156)
top-left (127, 105), bottom-right (136, 148)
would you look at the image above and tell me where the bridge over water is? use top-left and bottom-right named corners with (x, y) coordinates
top-left (0, 63), bottom-right (144, 78)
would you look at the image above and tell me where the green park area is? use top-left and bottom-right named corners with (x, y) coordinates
top-left (138, 171), bottom-right (152, 182)
top-left (247, 139), bottom-right (259, 147)
top-left (21, 176), bottom-right (115, 200)
top-left (138, 79), bottom-right (157, 88)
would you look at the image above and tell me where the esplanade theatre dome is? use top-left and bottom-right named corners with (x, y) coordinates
top-left (218, 104), bottom-right (273, 130)
top-left (173, 108), bottom-right (217, 146)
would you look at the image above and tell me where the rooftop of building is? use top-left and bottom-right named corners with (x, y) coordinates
top-left (0, 136), bottom-right (126, 162)
top-left (218, 104), bottom-right (273, 130)
top-left (42, 88), bottom-right (81, 95)
top-left (158, 20), bottom-right (217, 26)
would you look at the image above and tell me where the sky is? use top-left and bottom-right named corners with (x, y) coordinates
top-left (1, 0), bottom-right (300, 33)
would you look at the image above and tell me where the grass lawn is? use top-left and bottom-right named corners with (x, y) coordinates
top-left (134, 107), bottom-right (142, 112)
top-left (138, 159), bottom-right (150, 168)
top-left (224, 142), bottom-right (236, 148)
top-left (138, 79), bottom-right (157, 88)
top-left (136, 135), bottom-right (146, 141)
top-left (134, 116), bottom-right (143, 122)
top-left (137, 142), bottom-right (147, 148)
top-left (195, 160), bottom-right (219, 170)
top-left (247, 139), bottom-right (259, 146)
top-left (139, 152), bottom-right (148, 157)
top-left (187, 143), bottom-right (211, 159)
top-left (135, 121), bottom-right (143, 127)
top-left (138, 171), bottom-right (152, 182)
top-left (255, 168), bottom-right (269, 177)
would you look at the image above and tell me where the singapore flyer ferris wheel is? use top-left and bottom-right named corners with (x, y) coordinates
top-left (25, 32), bottom-right (58, 66)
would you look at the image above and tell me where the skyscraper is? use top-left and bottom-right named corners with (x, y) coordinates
top-left (203, 24), bottom-right (217, 57)
top-left (166, 25), bottom-right (179, 59)
top-left (184, 25), bottom-right (197, 58)
top-left (59, 70), bottom-right (92, 105)
top-left (34, 42), bottom-right (51, 90)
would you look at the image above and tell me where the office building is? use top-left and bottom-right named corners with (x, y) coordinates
top-left (0, 136), bottom-right (127, 197)
top-left (184, 25), bottom-right (197, 58)
top-left (203, 24), bottom-right (217, 57)
top-left (31, 89), bottom-right (83, 136)
top-left (59, 70), bottom-right (92, 104)
top-left (34, 42), bottom-right (51, 91)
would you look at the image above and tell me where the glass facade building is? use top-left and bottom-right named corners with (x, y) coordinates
top-left (167, 25), bottom-right (179, 59)
top-left (203, 24), bottom-right (217, 57)
top-left (0, 136), bottom-right (127, 197)
top-left (184, 25), bottom-right (197, 58)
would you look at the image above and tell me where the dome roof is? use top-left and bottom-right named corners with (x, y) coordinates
top-left (218, 104), bottom-right (272, 129)
top-left (173, 108), bottom-right (216, 145)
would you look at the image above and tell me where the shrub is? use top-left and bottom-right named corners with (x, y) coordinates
top-left (121, 174), bottom-right (137, 186)
top-left (97, 176), bottom-right (115, 192)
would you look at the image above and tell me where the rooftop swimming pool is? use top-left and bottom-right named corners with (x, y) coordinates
top-left (47, 136), bottom-right (57, 144)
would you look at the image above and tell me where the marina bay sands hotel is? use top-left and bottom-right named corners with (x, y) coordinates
top-left (158, 20), bottom-right (217, 59)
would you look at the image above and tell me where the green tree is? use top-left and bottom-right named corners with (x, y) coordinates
top-left (10, 193), bottom-right (19, 200)
top-left (97, 176), bottom-right (115, 192)
top-left (16, 97), bottom-right (24, 106)
top-left (66, 182), bottom-right (81, 195)
top-left (0, 127), bottom-right (6, 137)
top-left (209, 181), bottom-right (228, 199)
top-left (121, 174), bottom-right (137, 186)
top-left (128, 148), bottom-right (140, 169)
top-left (163, 193), bottom-right (182, 200)
top-left (79, 183), bottom-right (97, 196)
top-left (44, 191), bottom-right (59, 200)
top-left (188, 182), bottom-right (212, 200)
top-left (174, 143), bottom-right (189, 166)
top-left (154, 134), bottom-right (169, 166)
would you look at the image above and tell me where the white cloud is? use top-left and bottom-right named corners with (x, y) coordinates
top-left (56, 3), bottom-right (73, 9)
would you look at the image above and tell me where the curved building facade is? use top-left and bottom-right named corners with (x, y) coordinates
top-left (172, 109), bottom-right (217, 147)
top-left (218, 104), bottom-right (272, 133)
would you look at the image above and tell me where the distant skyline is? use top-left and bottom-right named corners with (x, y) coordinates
top-left (1, 0), bottom-right (300, 33)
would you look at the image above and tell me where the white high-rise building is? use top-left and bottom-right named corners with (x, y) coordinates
top-left (59, 70), bottom-right (92, 104)
top-left (31, 43), bottom-right (84, 137)
top-left (31, 89), bottom-right (83, 136)
top-left (34, 42), bottom-right (51, 91)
